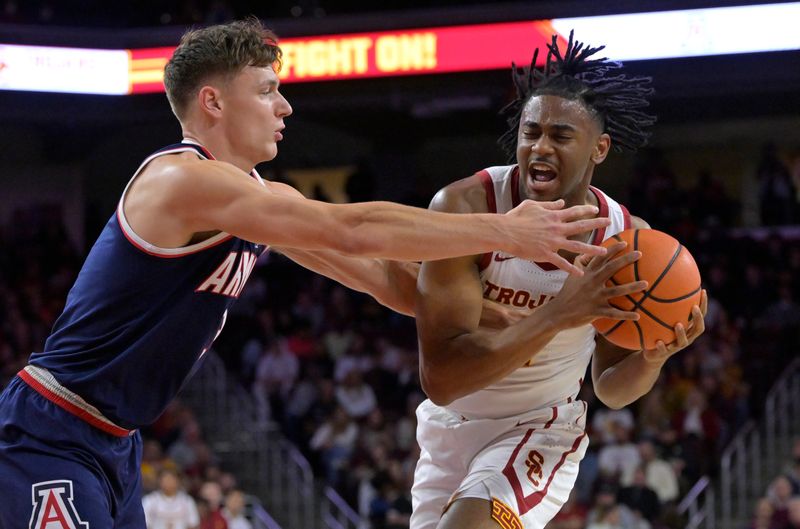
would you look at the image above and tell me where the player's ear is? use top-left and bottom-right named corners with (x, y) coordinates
top-left (591, 133), bottom-right (611, 164)
top-left (197, 85), bottom-right (223, 118)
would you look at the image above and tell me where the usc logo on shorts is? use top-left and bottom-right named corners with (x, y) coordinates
top-left (30, 480), bottom-right (89, 529)
top-left (525, 450), bottom-right (545, 487)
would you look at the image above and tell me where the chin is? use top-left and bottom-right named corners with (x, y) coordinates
top-left (262, 145), bottom-right (278, 162)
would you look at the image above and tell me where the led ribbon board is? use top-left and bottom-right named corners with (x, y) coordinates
top-left (0, 2), bottom-right (798, 95)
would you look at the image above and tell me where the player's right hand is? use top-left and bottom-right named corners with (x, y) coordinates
top-left (503, 199), bottom-right (611, 275)
top-left (548, 241), bottom-right (648, 328)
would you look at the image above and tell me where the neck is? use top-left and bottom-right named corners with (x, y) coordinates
top-left (182, 129), bottom-right (255, 174)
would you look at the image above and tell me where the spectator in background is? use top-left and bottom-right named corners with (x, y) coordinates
top-left (168, 419), bottom-right (208, 470)
top-left (593, 406), bottom-right (636, 445)
top-left (617, 466), bottom-right (661, 523)
top-left (252, 337), bottom-right (299, 424)
top-left (746, 497), bottom-right (779, 529)
top-left (142, 469), bottom-right (200, 529)
top-left (222, 490), bottom-right (253, 529)
top-left (786, 439), bottom-right (800, 494)
top-left (767, 476), bottom-right (795, 529)
top-left (310, 406), bottom-right (359, 485)
top-left (787, 497), bottom-right (800, 529)
top-left (638, 439), bottom-right (679, 504)
top-left (586, 482), bottom-right (646, 529)
top-left (199, 481), bottom-right (229, 529)
top-left (671, 387), bottom-right (722, 480)
top-left (758, 142), bottom-right (796, 225)
top-left (335, 368), bottom-right (377, 419)
top-left (598, 419), bottom-right (641, 484)
top-left (141, 439), bottom-right (168, 494)
top-left (334, 333), bottom-right (375, 382)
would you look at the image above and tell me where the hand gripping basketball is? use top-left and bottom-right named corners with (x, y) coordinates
top-left (592, 229), bottom-right (706, 351)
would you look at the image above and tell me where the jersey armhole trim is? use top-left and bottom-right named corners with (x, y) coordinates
top-left (117, 145), bottom-right (234, 258)
top-left (478, 170), bottom-right (496, 272)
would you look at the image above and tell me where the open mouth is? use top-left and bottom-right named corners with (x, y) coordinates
top-left (527, 163), bottom-right (558, 183)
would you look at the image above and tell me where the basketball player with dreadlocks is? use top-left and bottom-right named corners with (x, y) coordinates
top-left (412, 32), bottom-right (708, 529)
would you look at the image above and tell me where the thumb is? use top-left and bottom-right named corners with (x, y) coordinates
top-left (536, 199), bottom-right (565, 211)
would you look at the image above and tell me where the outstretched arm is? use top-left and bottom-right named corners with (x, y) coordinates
top-left (143, 157), bottom-right (609, 268)
top-left (267, 181), bottom-right (555, 321)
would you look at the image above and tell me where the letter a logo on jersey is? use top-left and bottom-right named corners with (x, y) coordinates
top-left (30, 480), bottom-right (89, 529)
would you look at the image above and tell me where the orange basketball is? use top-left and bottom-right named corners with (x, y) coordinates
top-left (592, 229), bottom-right (702, 351)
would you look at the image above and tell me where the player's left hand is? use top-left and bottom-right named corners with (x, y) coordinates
top-left (642, 289), bottom-right (707, 364)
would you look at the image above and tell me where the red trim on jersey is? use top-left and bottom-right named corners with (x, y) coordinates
top-left (589, 186), bottom-right (610, 245)
top-left (620, 203), bottom-right (632, 230)
top-left (479, 170), bottom-right (497, 213)
top-left (478, 170), bottom-right (497, 272)
top-left (511, 166), bottom-right (521, 207)
top-left (503, 429), bottom-right (586, 515)
top-left (543, 407), bottom-right (558, 429)
top-left (18, 370), bottom-right (134, 437)
top-left (116, 209), bottom-right (234, 259)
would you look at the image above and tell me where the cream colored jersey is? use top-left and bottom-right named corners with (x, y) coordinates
top-left (446, 164), bottom-right (631, 420)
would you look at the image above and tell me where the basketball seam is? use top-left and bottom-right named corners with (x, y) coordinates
top-left (647, 285), bottom-right (702, 303)
top-left (635, 319), bottom-right (644, 350)
top-left (597, 234), bottom-right (628, 338)
top-left (626, 244), bottom-right (684, 314)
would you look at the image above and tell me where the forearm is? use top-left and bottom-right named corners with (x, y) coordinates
top-left (594, 351), bottom-right (664, 409)
top-left (332, 200), bottom-right (507, 260)
top-left (421, 307), bottom-right (564, 405)
top-left (277, 247), bottom-right (416, 316)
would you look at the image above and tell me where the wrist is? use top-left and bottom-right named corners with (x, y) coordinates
top-left (492, 213), bottom-right (517, 254)
top-left (638, 349), bottom-right (666, 369)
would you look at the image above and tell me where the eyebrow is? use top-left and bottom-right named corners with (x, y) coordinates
top-left (522, 121), bottom-right (577, 132)
top-left (260, 79), bottom-right (280, 90)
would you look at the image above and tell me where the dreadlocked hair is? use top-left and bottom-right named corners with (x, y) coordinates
top-left (498, 30), bottom-right (655, 161)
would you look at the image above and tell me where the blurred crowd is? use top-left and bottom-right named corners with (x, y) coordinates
top-left (744, 440), bottom-right (800, 529)
top-left (1, 147), bottom-right (799, 529)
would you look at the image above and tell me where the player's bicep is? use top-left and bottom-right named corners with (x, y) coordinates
top-left (164, 161), bottom-right (346, 250)
top-left (416, 256), bottom-right (484, 342)
top-left (415, 181), bottom-right (486, 343)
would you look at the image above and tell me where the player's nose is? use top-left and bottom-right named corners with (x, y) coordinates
top-left (530, 135), bottom-right (554, 155)
top-left (277, 92), bottom-right (292, 118)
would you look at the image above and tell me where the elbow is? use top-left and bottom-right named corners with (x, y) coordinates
top-left (419, 357), bottom-right (457, 407)
top-left (594, 388), bottom-right (630, 410)
top-left (421, 378), bottom-right (456, 407)
top-left (602, 399), bottom-right (628, 411)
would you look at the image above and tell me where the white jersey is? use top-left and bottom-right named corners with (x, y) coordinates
top-left (446, 165), bottom-right (631, 420)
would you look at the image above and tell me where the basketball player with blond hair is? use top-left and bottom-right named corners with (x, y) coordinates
top-left (0, 19), bottom-right (613, 529)
top-left (412, 33), bottom-right (708, 529)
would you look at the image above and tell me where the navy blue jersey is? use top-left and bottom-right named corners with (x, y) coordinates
top-left (29, 142), bottom-right (265, 429)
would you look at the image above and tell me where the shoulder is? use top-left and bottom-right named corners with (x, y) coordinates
top-left (138, 154), bottom-right (255, 197)
top-left (429, 173), bottom-right (489, 214)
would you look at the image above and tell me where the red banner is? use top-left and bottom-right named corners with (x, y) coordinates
top-left (129, 20), bottom-right (565, 93)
